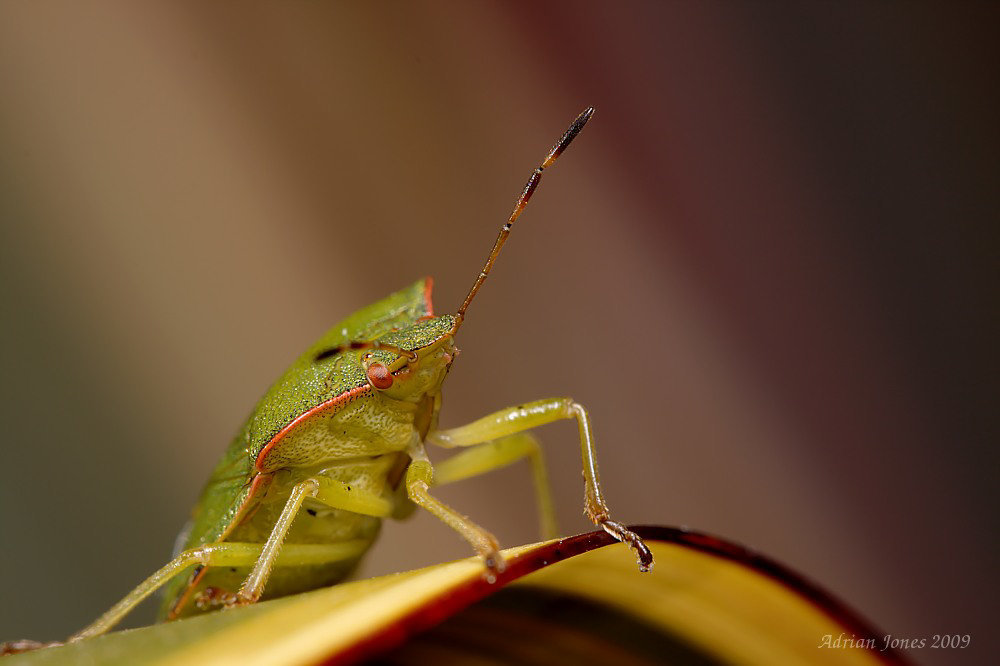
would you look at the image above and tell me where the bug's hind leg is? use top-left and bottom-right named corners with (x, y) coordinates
top-left (1, 639), bottom-right (62, 655)
top-left (432, 433), bottom-right (558, 540)
top-left (95, 479), bottom-right (320, 634)
top-left (69, 542), bottom-right (271, 642)
top-left (70, 477), bottom-right (376, 642)
top-left (72, 540), bottom-right (371, 641)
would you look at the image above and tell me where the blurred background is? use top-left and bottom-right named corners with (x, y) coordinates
top-left (0, 3), bottom-right (995, 664)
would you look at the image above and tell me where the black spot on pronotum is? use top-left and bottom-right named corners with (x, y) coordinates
top-left (314, 348), bottom-right (339, 362)
top-left (306, 508), bottom-right (317, 517)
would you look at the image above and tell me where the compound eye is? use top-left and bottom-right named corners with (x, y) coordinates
top-left (366, 361), bottom-right (393, 390)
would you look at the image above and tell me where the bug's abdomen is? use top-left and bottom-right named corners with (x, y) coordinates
top-left (165, 455), bottom-right (398, 620)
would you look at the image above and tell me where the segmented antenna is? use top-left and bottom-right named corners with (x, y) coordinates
top-left (313, 107), bottom-right (596, 364)
top-left (451, 106), bottom-right (595, 334)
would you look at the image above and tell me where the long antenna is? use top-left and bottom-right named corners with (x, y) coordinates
top-left (451, 106), bottom-right (595, 334)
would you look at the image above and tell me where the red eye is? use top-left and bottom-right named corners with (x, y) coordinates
top-left (366, 362), bottom-right (393, 390)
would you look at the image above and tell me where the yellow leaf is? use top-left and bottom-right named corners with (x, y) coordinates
top-left (4, 527), bottom-right (902, 665)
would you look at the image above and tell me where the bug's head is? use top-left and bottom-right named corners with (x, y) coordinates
top-left (315, 314), bottom-right (458, 400)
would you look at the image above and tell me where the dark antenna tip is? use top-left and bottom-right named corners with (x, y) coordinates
top-left (451, 107), bottom-right (596, 331)
top-left (545, 106), bottom-right (595, 166)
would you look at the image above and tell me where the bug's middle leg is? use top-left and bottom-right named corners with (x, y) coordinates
top-left (184, 476), bottom-right (394, 614)
top-left (431, 433), bottom-right (558, 540)
top-left (228, 478), bottom-right (321, 605)
top-left (229, 475), bottom-right (396, 607)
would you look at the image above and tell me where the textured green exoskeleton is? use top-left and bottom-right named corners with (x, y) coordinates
top-left (158, 279), bottom-right (452, 620)
top-left (1, 107), bottom-right (652, 651)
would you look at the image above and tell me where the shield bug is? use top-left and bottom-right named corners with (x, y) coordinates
top-left (3, 107), bottom-right (652, 652)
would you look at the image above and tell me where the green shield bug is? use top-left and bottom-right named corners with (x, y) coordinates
top-left (2, 107), bottom-right (652, 652)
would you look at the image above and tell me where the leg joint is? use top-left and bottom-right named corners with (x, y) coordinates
top-left (406, 459), bottom-right (434, 487)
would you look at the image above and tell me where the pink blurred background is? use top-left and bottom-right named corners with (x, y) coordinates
top-left (0, 3), bottom-right (995, 663)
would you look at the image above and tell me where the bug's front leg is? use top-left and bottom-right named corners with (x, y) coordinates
top-left (405, 440), bottom-right (505, 580)
top-left (427, 397), bottom-right (653, 572)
